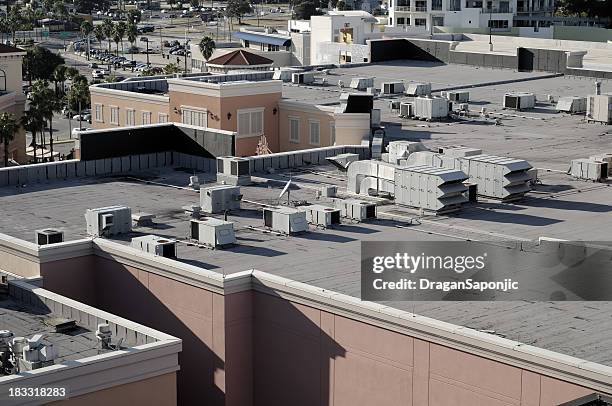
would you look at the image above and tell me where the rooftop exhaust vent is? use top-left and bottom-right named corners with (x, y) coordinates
top-left (131, 235), bottom-right (177, 258)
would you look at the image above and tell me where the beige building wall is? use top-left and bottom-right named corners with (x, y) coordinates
top-left (50, 372), bottom-right (177, 406)
top-left (169, 89), bottom-right (281, 156)
top-left (89, 90), bottom-right (170, 130)
top-left (279, 104), bottom-right (335, 152)
top-left (0, 51), bottom-right (27, 165)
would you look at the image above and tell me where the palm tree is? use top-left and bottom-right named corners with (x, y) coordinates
top-left (102, 19), bottom-right (114, 54)
top-left (30, 80), bottom-right (61, 161)
top-left (126, 22), bottom-right (137, 67)
top-left (52, 64), bottom-right (67, 96)
top-left (0, 112), bottom-right (18, 167)
top-left (94, 25), bottom-right (106, 48)
top-left (199, 36), bottom-right (216, 61)
top-left (21, 108), bottom-right (43, 163)
top-left (80, 21), bottom-right (93, 61)
top-left (114, 21), bottom-right (127, 56)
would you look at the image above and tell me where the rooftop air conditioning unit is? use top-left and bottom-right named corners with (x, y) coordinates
top-left (586, 94), bottom-right (612, 124)
top-left (382, 81), bottom-right (405, 95)
top-left (35, 229), bottom-right (64, 245)
top-left (263, 206), bottom-right (308, 234)
top-left (590, 153), bottom-right (612, 175)
top-left (301, 204), bottom-right (341, 227)
top-left (570, 159), bottom-right (608, 182)
top-left (349, 77), bottom-right (374, 91)
top-left (441, 91), bottom-right (469, 103)
top-left (413, 96), bottom-right (450, 120)
top-left (217, 156), bottom-right (252, 185)
top-left (503, 92), bottom-right (536, 110)
top-left (200, 185), bottom-right (242, 214)
top-left (292, 71), bottom-right (315, 84)
top-left (333, 199), bottom-right (376, 221)
top-left (85, 206), bottom-right (132, 237)
top-left (190, 218), bottom-right (236, 248)
top-left (405, 82), bottom-right (431, 97)
top-left (131, 235), bottom-right (177, 258)
top-left (387, 140), bottom-right (428, 163)
top-left (399, 102), bottom-right (413, 118)
top-left (556, 96), bottom-right (587, 114)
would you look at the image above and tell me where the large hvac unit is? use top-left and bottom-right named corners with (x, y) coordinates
top-left (85, 206), bottom-right (132, 237)
top-left (503, 92), bottom-right (536, 110)
top-left (301, 204), bottom-right (341, 227)
top-left (292, 71), bottom-right (315, 84)
top-left (349, 77), bottom-right (374, 91)
top-left (441, 91), bottom-right (469, 103)
top-left (394, 165), bottom-right (468, 213)
top-left (190, 218), bottom-right (236, 248)
top-left (333, 199), bottom-right (377, 221)
top-left (413, 97), bottom-right (450, 120)
top-left (131, 235), bottom-right (177, 258)
top-left (587, 94), bottom-right (612, 124)
top-left (382, 82), bottom-right (405, 95)
top-left (405, 82), bottom-right (431, 96)
top-left (570, 159), bottom-right (608, 181)
top-left (456, 155), bottom-right (533, 201)
top-left (35, 229), bottom-right (64, 245)
top-left (399, 102), bottom-right (414, 118)
top-left (200, 185), bottom-right (242, 214)
top-left (216, 156), bottom-right (251, 185)
top-left (387, 140), bottom-right (428, 163)
top-left (556, 96), bottom-right (587, 114)
top-left (347, 160), bottom-right (396, 196)
top-left (263, 206), bottom-right (308, 234)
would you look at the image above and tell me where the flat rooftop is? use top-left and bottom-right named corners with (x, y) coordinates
top-left (0, 295), bottom-right (109, 366)
top-left (3, 64), bottom-right (612, 368)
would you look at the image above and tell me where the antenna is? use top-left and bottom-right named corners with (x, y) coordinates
top-left (279, 179), bottom-right (291, 205)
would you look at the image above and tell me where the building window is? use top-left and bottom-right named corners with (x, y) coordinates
top-left (289, 117), bottom-right (300, 143)
top-left (397, 17), bottom-right (405, 25)
top-left (0, 70), bottom-right (6, 91)
top-left (110, 106), bottom-right (119, 125)
top-left (159, 113), bottom-right (168, 123)
top-left (237, 108), bottom-right (264, 137)
top-left (94, 104), bottom-right (103, 122)
top-left (126, 109), bottom-right (135, 126)
top-left (330, 123), bottom-right (336, 145)
top-left (309, 120), bottom-right (320, 146)
top-left (142, 111), bottom-right (152, 125)
top-left (433, 16), bottom-right (445, 26)
top-left (432, 0), bottom-right (443, 10)
top-left (415, 18), bottom-right (427, 26)
top-left (488, 19), bottom-right (509, 29)
top-left (181, 107), bottom-right (208, 128)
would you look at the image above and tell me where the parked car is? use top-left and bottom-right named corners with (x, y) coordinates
top-left (88, 62), bottom-right (98, 68)
top-left (72, 113), bottom-right (91, 123)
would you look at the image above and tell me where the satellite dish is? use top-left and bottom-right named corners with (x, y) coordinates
top-left (279, 179), bottom-right (291, 199)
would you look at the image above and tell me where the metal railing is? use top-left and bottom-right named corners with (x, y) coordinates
top-left (393, 5), bottom-right (429, 11)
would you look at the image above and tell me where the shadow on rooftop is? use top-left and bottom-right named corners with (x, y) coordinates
top-left (334, 224), bottom-right (380, 234)
top-left (225, 244), bottom-right (286, 257)
top-left (295, 231), bottom-right (357, 243)
top-left (461, 208), bottom-right (563, 226)
top-left (521, 197), bottom-right (612, 213)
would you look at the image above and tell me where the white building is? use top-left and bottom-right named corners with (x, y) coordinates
top-left (388, 0), bottom-right (554, 31)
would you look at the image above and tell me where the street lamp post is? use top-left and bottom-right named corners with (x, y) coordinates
top-left (142, 37), bottom-right (150, 66)
top-left (488, 6), bottom-right (493, 51)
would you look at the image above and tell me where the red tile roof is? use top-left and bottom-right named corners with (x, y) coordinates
top-left (206, 49), bottom-right (273, 66)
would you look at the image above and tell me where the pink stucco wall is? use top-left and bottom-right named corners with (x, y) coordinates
top-left (35, 254), bottom-right (601, 406)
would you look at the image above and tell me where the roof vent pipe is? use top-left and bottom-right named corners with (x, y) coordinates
top-left (595, 81), bottom-right (602, 95)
